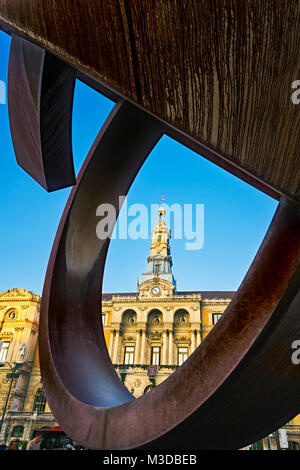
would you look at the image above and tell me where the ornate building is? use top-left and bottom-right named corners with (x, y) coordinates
top-left (0, 203), bottom-right (299, 449)
top-left (0, 288), bottom-right (54, 442)
top-left (102, 202), bottom-right (235, 396)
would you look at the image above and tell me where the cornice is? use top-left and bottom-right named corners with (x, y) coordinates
top-left (201, 299), bottom-right (231, 304)
top-left (104, 297), bottom-right (201, 306)
top-left (0, 298), bottom-right (40, 304)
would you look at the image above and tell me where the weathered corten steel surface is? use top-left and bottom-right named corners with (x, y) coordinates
top-left (0, 0), bottom-right (299, 201)
top-left (8, 36), bottom-right (76, 192)
top-left (2, 1), bottom-right (300, 450)
top-left (38, 106), bottom-right (300, 448)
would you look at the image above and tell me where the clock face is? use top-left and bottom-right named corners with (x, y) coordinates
top-left (152, 286), bottom-right (160, 295)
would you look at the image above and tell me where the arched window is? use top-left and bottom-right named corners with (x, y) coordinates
top-left (144, 385), bottom-right (154, 394)
top-left (174, 309), bottom-right (190, 326)
top-left (6, 309), bottom-right (17, 320)
top-left (148, 309), bottom-right (162, 325)
top-left (11, 425), bottom-right (24, 438)
top-left (122, 309), bottom-right (137, 326)
top-left (33, 388), bottom-right (46, 412)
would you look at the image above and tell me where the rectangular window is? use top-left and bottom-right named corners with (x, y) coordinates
top-left (151, 347), bottom-right (161, 366)
top-left (178, 347), bottom-right (188, 366)
top-left (102, 314), bottom-right (106, 325)
top-left (212, 313), bottom-right (222, 325)
top-left (12, 425), bottom-right (24, 438)
top-left (0, 342), bottom-right (10, 363)
top-left (33, 388), bottom-right (46, 413)
top-left (124, 346), bottom-right (135, 365)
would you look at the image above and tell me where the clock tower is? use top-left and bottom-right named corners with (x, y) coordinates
top-left (138, 199), bottom-right (176, 296)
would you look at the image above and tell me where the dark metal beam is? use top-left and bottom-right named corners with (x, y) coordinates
top-left (8, 36), bottom-right (76, 192)
top-left (1, 1), bottom-right (299, 202)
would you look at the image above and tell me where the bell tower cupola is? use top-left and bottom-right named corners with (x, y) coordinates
top-left (139, 198), bottom-right (176, 287)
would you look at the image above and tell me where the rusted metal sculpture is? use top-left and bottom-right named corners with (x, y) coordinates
top-left (0, 1), bottom-right (299, 449)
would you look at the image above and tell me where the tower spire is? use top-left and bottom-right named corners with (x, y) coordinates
top-left (139, 199), bottom-right (176, 287)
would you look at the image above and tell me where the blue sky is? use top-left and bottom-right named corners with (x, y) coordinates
top-left (0, 30), bottom-right (278, 295)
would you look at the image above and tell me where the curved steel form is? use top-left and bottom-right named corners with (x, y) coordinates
top-left (8, 36), bottom-right (76, 192)
top-left (40, 165), bottom-right (300, 449)
top-left (2, 1), bottom-right (300, 450)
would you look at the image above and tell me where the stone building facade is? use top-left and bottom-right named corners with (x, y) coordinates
top-left (0, 288), bottom-right (54, 443)
top-left (0, 203), bottom-right (299, 449)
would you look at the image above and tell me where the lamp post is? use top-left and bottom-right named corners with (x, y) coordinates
top-left (0, 360), bottom-right (34, 434)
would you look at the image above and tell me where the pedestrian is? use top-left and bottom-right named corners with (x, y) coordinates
top-left (0, 440), bottom-right (7, 450)
top-left (66, 440), bottom-right (82, 450)
top-left (71, 441), bottom-right (82, 450)
top-left (6, 439), bottom-right (20, 450)
top-left (20, 440), bottom-right (29, 450)
top-left (26, 433), bottom-right (43, 450)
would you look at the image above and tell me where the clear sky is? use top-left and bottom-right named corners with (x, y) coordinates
top-left (0, 30), bottom-right (278, 296)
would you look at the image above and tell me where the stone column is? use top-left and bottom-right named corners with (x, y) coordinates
top-left (162, 330), bottom-right (168, 365)
top-left (112, 330), bottom-right (120, 364)
top-left (191, 329), bottom-right (196, 353)
top-left (108, 330), bottom-right (114, 358)
top-left (140, 329), bottom-right (146, 365)
top-left (134, 330), bottom-right (141, 364)
top-left (26, 328), bottom-right (37, 361)
top-left (196, 329), bottom-right (201, 347)
top-left (12, 326), bottom-right (24, 362)
top-left (168, 330), bottom-right (173, 365)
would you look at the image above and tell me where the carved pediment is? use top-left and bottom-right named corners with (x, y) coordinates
top-left (149, 331), bottom-right (162, 341)
top-left (123, 336), bottom-right (135, 342)
top-left (174, 336), bottom-right (191, 346)
top-left (137, 278), bottom-right (175, 299)
top-left (0, 331), bottom-right (13, 339)
top-left (0, 288), bottom-right (39, 302)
